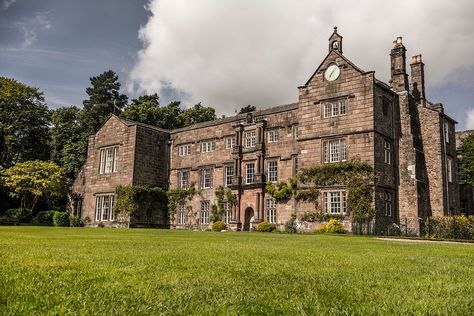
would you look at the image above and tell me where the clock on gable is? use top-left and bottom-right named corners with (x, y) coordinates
top-left (324, 64), bottom-right (341, 81)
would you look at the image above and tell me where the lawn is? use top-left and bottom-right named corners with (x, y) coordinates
top-left (0, 227), bottom-right (473, 315)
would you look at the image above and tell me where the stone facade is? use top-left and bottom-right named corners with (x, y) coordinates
top-left (71, 28), bottom-right (460, 234)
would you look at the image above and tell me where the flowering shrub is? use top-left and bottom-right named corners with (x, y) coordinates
top-left (256, 221), bottom-right (276, 232)
top-left (212, 221), bottom-right (227, 232)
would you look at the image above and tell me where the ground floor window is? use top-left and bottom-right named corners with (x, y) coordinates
top-left (200, 201), bottom-right (210, 224)
top-left (384, 192), bottom-right (392, 216)
top-left (95, 194), bottom-right (115, 221)
top-left (223, 201), bottom-right (231, 224)
top-left (178, 204), bottom-right (186, 225)
top-left (323, 191), bottom-right (346, 214)
top-left (266, 197), bottom-right (277, 223)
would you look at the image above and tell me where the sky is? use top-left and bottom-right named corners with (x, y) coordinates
top-left (1, 0), bottom-right (474, 130)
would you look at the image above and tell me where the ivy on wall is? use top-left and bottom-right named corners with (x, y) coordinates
top-left (166, 183), bottom-right (199, 222)
top-left (265, 160), bottom-right (377, 220)
top-left (211, 186), bottom-right (236, 222)
top-left (114, 185), bottom-right (167, 224)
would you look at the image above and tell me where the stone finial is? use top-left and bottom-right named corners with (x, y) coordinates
top-left (334, 26), bottom-right (338, 33)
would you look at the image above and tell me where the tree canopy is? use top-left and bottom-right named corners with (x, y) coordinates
top-left (238, 104), bottom-right (256, 114)
top-left (0, 77), bottom-right (51, 168)
top-left (460, 132), bottom-right (474, 185)
top-left (81, 70), bottom-right (128, 135)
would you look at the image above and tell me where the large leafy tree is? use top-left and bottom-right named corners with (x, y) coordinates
top-left (0, 77), bottom-right (51, 168)
top-left (81, 70), bottom-right (128, 135)
top-left (50, 106), bottom-right (87, 179)
top-left (1, 160), bottom-right (67, 212)
top-left (460, 132), bottom-right (474, 185)
top-left (179, 102), bottom-right (217, 126)
top-left (121, 93), bottom-right (161, 126)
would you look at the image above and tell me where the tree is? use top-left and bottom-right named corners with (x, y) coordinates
top-left (121, 93), bottom-right (162, 127)
top-left (460, 132), bottom-right (474, 185)
top-left (81, 70), bottom-right (128, 135)
top-left (0, 77), bottom-right (51, 168)
top-left (1, 160), bottom-right (67, 212)
top-left (180, 102), bottom-right (217, 126)
top-left (238, 104), bottom-right (256, 114)
top-left (50, 106), bottom-right (89, 180)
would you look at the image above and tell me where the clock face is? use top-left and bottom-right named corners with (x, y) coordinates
top-left (324, 64), bottom-right (341, 81)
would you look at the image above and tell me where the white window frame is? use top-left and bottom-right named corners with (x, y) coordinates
top-left (200, 201), bottom-right (210, 225)
top-left (178, 204), bottom-right (186, 225)
top-left (293, 125), bottom-right (299, 140)
top-left (323, 100), bottom-right (348, 118)
top-left (224, 165), bottom-right (234, 187)
top-left (245, 131), bottom-right (256, 148)
top-left (268, 130), bottom-right (279, 143)
top-left (323, 191), bottom-right (347, 214)
top-left (444, 121), bottom-right (450, 143)
top-left (178, 144), bottom-right (192, 156)
top-left (246, 163), bottom-right (255, 184)
top-left (265, 197), bottom-right (277, 224)
top-left (201, 141), bottom-right (216, 153)
top-left (447, 157), bottom-right (453, 183)
top-left (99, 145), bottom-right (119, 174)
top-left (200, 168), bottom-right (213, 189)
top-left (267, 160), bottom-right (278, 182)
top-left (95, 194), bottom-right (115, 222)
top-left (225, 137), bottom-right (236, 149)
top-left (323, 139), bottom-right (347, 163)
top-left (223, 201), bottom-right (231, 224)
top-left (384, 140), bottom-right (391, 165)
top-left (384, 192), bottom-right (392, 216)
top-left (178, 170), bottom-right (189, 189)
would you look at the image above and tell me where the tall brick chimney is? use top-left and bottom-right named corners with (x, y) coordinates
top-left (390, 36), bottom-right (409, 92)
top-left (410, 54), bottom-right (425, 104)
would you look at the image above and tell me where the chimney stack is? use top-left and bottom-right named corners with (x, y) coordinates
top-left (410, 54), bottom-right (425, 103)
top-left (390, 36), bottom-right (409, 92)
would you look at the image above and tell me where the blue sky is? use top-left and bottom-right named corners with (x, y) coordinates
top-left (1, 0), bottom-right (473, 130)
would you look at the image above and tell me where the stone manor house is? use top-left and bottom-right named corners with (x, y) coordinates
top-left (72, 28), bottom-right (460, 234)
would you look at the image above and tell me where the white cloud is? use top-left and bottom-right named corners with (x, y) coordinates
top-left (466, 109), bottom-right (474, 130)
top-left (129, 0), bottom-right (474, 114)
top-left (2, 0), bottom-right (16, 10)
top-left (16, 12), bottom-right (52, 49)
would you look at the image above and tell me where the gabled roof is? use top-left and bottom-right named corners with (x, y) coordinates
top-left (114, 115), bottom-right (171, 133)
top-left (302, 49), bottom-right (367, 87)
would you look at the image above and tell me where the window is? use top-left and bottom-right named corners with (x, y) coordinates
top-left (444, 121), bottom-right (450, 143)
top-left (223, 201), bottom-right (231, 224)
top-left (323, 139), bottom-right (347, 163)
top-left (224, 165), bottom-right (234, 187)
top-left (246, 163), bottom-right (255, 184)
top-left (178, 204), bottom-right (186, 225)
top-left (200, 201), bottom-right (210, 224)
top-left (245, 131), bottom-right (256, 148)
top-left (323, 191), bottom-right (347, 214)
top-left (99, 146), bottom-right (119, 174)
top-left (447, 157), bottom-right (453, 183)
top-left (267, 160), bottom-right (278, 182)
top-left (178, 170), bottom-right (189, 189)
top-left (201, 141), bottom-right (216, 153)
top-left (266, 197), bottom-right (276, 224)
top-left (293, 125), bottom-right (299, 140)
top-left (323, 100), bottom-right (347, 118)
top-left (384, 140), bottom-right (392, 165)
top-left (178, 144), bottom-right (191, 156)
top-left (268, 130), bottom-right (279, 143)
top-left (226, 137), bottom-right (236, 149)
top-left (200, 168), bottom-right (213, 189)
top-left (95, 194), bottom-right (115, 222)
top-left (292, 155), bottom-right (299, 177)
top-left (384, 192), bottom-right (392, 216)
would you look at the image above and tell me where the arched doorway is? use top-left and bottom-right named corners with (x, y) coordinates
top-left (243, 207), bottom-right (254, 231)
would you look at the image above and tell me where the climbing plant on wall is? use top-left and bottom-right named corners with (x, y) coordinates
top-left (265, 160), bottom-right (377, 220)
top-left (166, 183), bottom-right (199, 221)
top-left (211, 186), bottom-right (236, 222)
top-left (114, 185), bottom-right (167, 224)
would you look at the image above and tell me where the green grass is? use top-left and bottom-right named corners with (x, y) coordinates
top-left (0, 227), bottom-right (473, 315)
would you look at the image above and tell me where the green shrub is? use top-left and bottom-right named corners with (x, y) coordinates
top-left (256, 221), bottom-right (276, 232)
top-left (422, 216), bottom-right (474, 240)
top-left (34, 210), bottom-right (56, 226)
top-left (53, 212), bottom-right (70, 227)
top-left (69, 215), bottom-right (84, 227)
top-left (212, 221), bottom-right (227, 232)
top-left (326, 218), bottom-right (346, 233)
top-left (284, 214), bottom-right (297, 233)
top-left (5, 208), bottom-right (32, 223)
